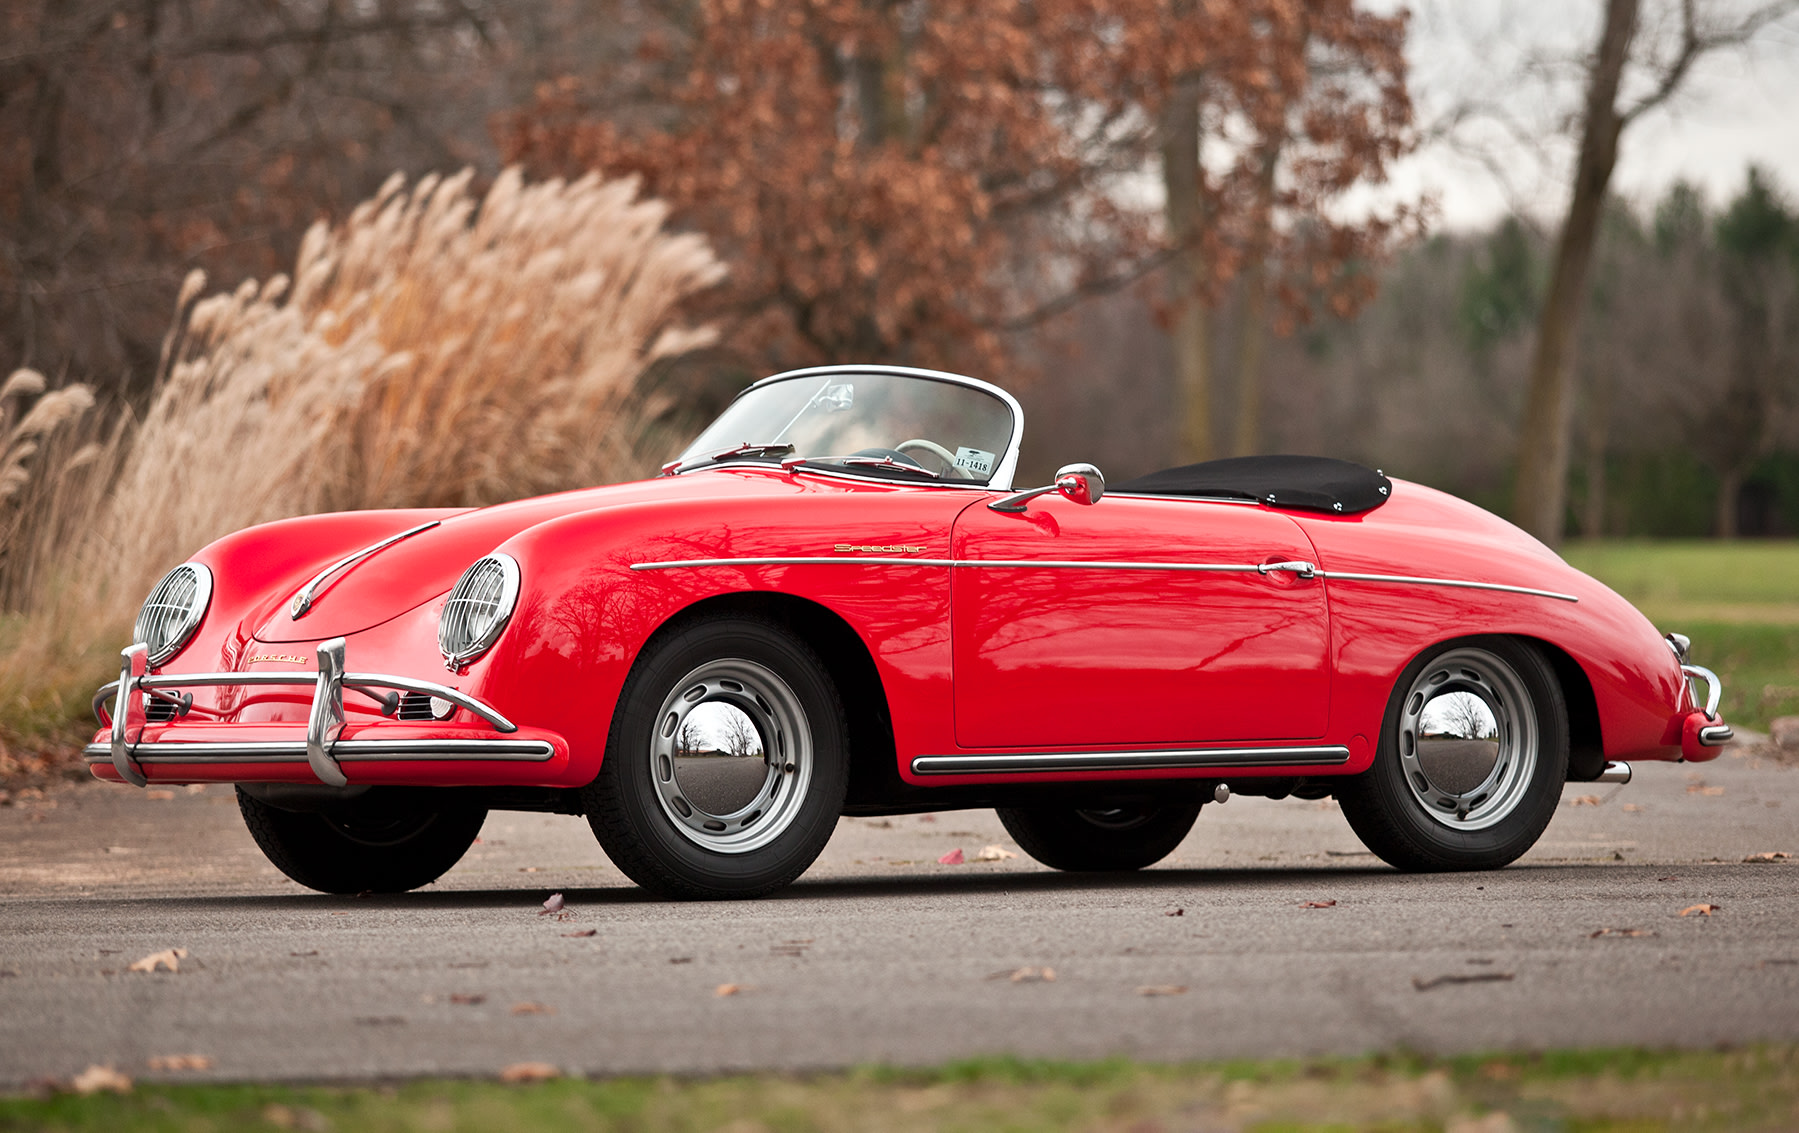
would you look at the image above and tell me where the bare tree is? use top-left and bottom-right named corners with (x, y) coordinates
top-left (1507, 0), bottom-right (1798, 543)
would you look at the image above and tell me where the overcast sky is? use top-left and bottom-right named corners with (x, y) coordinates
top-left (1381, 0), bottom-right (1799, 230)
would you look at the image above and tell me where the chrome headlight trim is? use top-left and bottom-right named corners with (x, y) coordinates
top-left (134, 563), bottom-right (214, 667)
top-left (438, 553), bottom-right (521, 669)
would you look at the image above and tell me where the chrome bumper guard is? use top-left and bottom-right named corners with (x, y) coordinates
top-left (1680, 663), bottom-right (1733, 747)
top-left (92, 637), bottom-right (525, 788)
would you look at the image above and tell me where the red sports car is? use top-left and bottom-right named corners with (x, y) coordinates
top-left (91, 365), bottom-right (1733, 897)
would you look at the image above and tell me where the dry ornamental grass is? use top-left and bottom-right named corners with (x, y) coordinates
top-left (0, 168), bottom-right (723, 777)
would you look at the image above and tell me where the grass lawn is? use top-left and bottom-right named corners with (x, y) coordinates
top-left (1562, 540), bottom-right (1799, 733)
top-left (4, 1048), bottom-right (1798, 1131)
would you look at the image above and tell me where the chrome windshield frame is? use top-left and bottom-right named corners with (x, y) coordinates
top-left (685, 365), bottom-right (1027, 491)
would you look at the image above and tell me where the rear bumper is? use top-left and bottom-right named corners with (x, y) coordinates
top-left (1676, 663), bottom-right (1733, 763)
top-left (91, 637), bottom-right (558, 787)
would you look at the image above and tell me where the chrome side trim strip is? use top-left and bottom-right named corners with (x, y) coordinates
top-left (629, 557), bottom-right (1257, 573)
top-left (628, 556), bottom-right (1577, 601)
top-left (84, 739), bottom-right (556, 764)
top-left (290, 520), bottom-right (440, 619)
top-left (910, 745), bottom-right (1352, 776)
top-left (632, 556), bottom-right (957, 571)
top-left (1312, 571), bottom-right (1578, 602)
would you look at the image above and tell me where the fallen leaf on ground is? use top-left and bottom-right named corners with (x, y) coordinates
top-left (1569, 795), bottom-right (1601, 807)
top-left (144, 789), bottom-right (175, 801)
top-left (126, 948), bottom-right (188, 973)
top-left (1686, 784), bottom-right (1725, 796)
top-left (70, 1065), bottom-right (132, 1094)
top-left (1679, 904), bottom-right (1720, 917)
top-left (669, 956), bottom-right (693, 964)
top-left (145, 1054), bottom-right (212, 1071)
top-left (972, 844), bottom-right (1017, 862)
top-left (1658, 875), bottom-right (1680, 882)
top-left (1745, 851), bottom-right (1791, 862)
top-left (510, 1001), bottom-right (556, 1015)
top-left (1412, 972), bottom-right (1515, 991)
top-left (1300, 899), bottom-right (1337, 908)
top-left (1164, 908), bottom-right (1184, 917)
top-left (1136, 985), bottom-right (1187, 996)
top-left (918, 814), bottom-right (936, 822)
top-left (448, 994), bottom-right (486, 1005)
top-left (561, 929), bottom-right (597, 937)
top-left (937, 848), bottom-right (964, 865)
top-left (184, 784), bottom-right (206, 795)
top-left (498, 1062), bottom-right (559, 1083)
top-left (1589, 928), bottom-right (1656, 938)
top-left (539, 893), bottom-right (565, 915)
top-left (714, 983), bottom-right (751, 997)
top-left (261, 1103), bottom-right (331, 1130)
top-left (987, 966), bottom-right (1056, 983)
top-left (1621, 803), bottom-right (1644, 813)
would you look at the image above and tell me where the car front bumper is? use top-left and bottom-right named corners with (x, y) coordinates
top-left (89, 637), bottom-right (560, 787)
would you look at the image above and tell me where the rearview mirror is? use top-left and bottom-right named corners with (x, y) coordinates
top-left (1055, 463), bottom-right (1104, 506)
top-left (989, 462), bottom-right (1106, 513)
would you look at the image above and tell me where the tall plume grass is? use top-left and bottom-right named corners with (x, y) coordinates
top-left (1, 168), bottom-right (724, 780)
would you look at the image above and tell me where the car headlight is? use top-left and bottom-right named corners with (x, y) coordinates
top-left (439, 553), bottom-right (521, 669)
top-left (134, 563), bottom-right (214, 666)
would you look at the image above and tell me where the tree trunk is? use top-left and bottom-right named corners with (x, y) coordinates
top-left (1511, 0), bottom-right (1638, 545)
top-left (1233, 259), bottom-right (1267, 457)
top-left (1716, 468), bottom-right (1742, 539)
top-left (1580, 363), bottom-right (1610, 538)
top-left (1161, 78), bottom-right (1213, 464)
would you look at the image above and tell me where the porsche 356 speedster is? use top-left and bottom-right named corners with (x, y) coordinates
top-left (90, 365), bottom-right (1733, 897)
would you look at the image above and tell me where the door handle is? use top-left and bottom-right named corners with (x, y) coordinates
top-left (1258, 560), bottom-right (1317, 579)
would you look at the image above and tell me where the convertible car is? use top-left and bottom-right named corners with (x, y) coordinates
top-left (90, 365), bottom-right (1733, 897)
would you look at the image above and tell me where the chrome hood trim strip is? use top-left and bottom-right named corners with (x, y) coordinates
top-left (911, 745), bottom-right (1352, 776)
top-left (289, 520), bottom-right (441, 619)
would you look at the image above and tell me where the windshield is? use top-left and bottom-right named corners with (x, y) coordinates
top-left (677, 371), bottom-right (1016, 485)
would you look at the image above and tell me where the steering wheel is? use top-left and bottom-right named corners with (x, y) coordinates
top-left (895, 438), bottom-right (972, 479)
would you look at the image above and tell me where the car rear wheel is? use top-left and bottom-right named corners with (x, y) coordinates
top-left (1338, 637), bottom-right (1568, 872)
top-left (584, 615), bottom-right (848, 899)
top-left (996, 803), bottom-right (1201, 871)
top-left (235, 789), bottom-right (486, 894)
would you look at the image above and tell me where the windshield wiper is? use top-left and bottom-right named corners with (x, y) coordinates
top-left (825, 455), bottom-right (942, 479)
top-left (664, 441), bottom-right (795, 475)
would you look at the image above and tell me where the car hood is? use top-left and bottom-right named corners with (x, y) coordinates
top-left (250, 474), bottom-right (769, 643)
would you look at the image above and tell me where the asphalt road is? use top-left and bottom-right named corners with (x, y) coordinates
top-left (2, 743), bottom-right (1796, 1087)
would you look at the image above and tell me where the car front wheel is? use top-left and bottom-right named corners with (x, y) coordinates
top-left (584, 615), bottom-right (849, 899)
top-left (1338, 637), bottom-right (1568, 872)
top-left (236, 788), bottom-right (486, 894)
top-left (996, 803), bottom-right (1201, 871)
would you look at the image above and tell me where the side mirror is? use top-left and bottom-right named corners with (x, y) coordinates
top-left (989, 462), bottom-right (1106, 513)
top-left (1054, 463), bottom-right (1104, 506)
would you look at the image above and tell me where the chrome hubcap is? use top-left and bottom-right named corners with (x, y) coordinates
top-left (1397, 648), bottom-right (1537, 831)
top-left (648, 658), bottom-right (812, 854)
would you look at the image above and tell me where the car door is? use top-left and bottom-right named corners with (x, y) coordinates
top-left (950, 494), bottom-right (1329, 748)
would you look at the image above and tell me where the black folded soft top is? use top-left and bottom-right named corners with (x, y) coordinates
top-left (1112, 454), bottom-right (1392, 515)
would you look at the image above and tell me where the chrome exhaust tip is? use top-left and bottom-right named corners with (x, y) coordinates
top-left (1596, 760), bottom-right (1631, 785)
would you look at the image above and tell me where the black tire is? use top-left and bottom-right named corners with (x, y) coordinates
top-left (583, 614), bottom-right (849, 899)
top-left (1338, 636), bottom-right (1568, 872)
top-left (236, 789), bottom-right (486, 894)
top-left (996, 803), bottom-right (1201, 872)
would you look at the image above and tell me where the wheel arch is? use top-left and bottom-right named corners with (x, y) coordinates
top-left (1525, 636), bottom-right (1605, 782)
top-left (637, 591), bottom-right (900, 810)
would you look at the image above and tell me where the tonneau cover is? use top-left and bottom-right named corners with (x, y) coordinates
top-left (1113, 455), bottom-right (1392, 515)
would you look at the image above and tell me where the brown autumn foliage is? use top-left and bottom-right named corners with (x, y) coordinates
top-left (498, 0), bottom-right (1418, 424)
